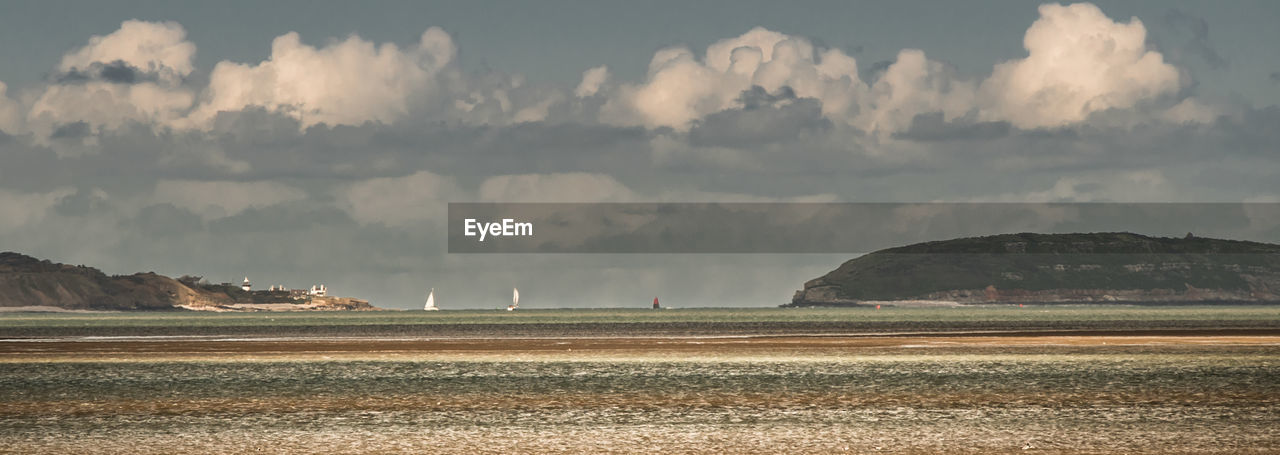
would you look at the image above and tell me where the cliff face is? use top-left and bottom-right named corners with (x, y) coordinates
top-left (0, 252), bottom-right (376, 311)
top-left (790, 233), bottom-right (1280, 306)
top-left (0, 252), bottom-right (222, 310)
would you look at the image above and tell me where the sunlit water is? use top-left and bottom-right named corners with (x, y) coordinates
top-left (2, 349), bottom-right (1278, 454)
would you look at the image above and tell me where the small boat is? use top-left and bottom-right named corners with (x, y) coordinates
top-left (652, 297), bottom-right (660, 309)
top-left (508, 287), bottom-right (519, 311)
top-left (424, 288), bottom-right (438, 311)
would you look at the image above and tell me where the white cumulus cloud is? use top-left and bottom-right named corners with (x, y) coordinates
top-left (979, 3), bottom-right (1182, 129)
top-left (856, 49), bottom-right (976, 135)
top-left (603, 27), bottom-right (865, 130)
top-left (574, 65), bottom-right (610, 98)
top-left (4, 2), bottom-right (1218, 148)
top-left (26, 20), bottom-right (197, 141)
top-left (187, 28), bottom-right (459, 129)
top-left (596, 4), bottom-right (1194, 135)
top-left (57, 20), bottom-right (196, 84)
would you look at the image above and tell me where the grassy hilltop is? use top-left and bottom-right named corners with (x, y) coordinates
top-left (790, 232), bottom-right (1280, 305)
top-left (0, 252), bottom-right (372, 311)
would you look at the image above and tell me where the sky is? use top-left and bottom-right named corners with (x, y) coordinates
top-left (0, 1), bottom-right (1277, 308)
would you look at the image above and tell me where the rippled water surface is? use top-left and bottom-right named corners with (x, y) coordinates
top-left (3, 347), bottom-right (1278, 454)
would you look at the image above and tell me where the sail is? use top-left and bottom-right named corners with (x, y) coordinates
top-left (513, 288), bottom-right (520, 307)
top-left (425, 288), bottom-right (437, 310)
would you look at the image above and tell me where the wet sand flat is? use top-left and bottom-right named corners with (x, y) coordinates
top-left (2, 309), bottom-right (1278, 454)
top-left (1, 330), bottom-right (1279, 361)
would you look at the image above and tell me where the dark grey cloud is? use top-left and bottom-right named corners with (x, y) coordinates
top-left (1213, 105), bottom-right (1280, 157)
top-left (49, 121), bottom-right (91, 139)
top-left (132, 203), bottom-right (205, 236)
top-left (3, 87), bottom-right (1280, 308)
top-left (6, 98), bottom-right (1279, 200)
top-left (197, 108), bottom-right (655, 184)
top-left (736, 85), bottom-right (797, 110)
top-left (862, 60), bottom-right (894, 81)
top-left (689, 89), bottom-right (830, 149)
top-left (1157, 9), bottom-right (1228, 69)
top-left (98, 61), bottom-right (146, 84)
top-left (52, 187), bottom-right (111, 217)
top-left (209, 107), bottom-right (306, 141)
top-left (893, 112), bottom-right (1010, 142)
top-left (1270, 72), bottom-right (1280, 84)
top-left (0, 4), bottom-right (1277, 309)
top-left (206, 202), bottom-right (360, 234)
top-left (53, 60), bottom-right (161, 85)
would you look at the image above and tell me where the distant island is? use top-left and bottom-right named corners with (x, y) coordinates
top-left (789, 232), bottom-right (1280, 307)
top-left (0, 252), bottom-right (376, 312)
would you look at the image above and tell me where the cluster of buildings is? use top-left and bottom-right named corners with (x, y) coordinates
top-left (236, 277), bottom-right (328, 297)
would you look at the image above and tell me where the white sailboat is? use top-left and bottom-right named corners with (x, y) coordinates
top-left (508, 287), bottom-right (519, 311)
top-left (424, 288), bottom-right (438, 311)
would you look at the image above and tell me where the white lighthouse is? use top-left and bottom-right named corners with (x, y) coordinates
top-left (241, 277), bottom-right (251, 292)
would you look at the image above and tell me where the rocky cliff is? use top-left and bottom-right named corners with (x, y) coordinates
top-left (789, 232), bottom-right (1280, 306)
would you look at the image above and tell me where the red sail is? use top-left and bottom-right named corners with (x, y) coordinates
top-left (652, 297), bottom-right (660, 309)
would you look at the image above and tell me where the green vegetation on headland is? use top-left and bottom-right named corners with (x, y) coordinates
top-left (0, 252), bottom-right (374, 311)
top-left (790, 232), bottom-right (1280, 306)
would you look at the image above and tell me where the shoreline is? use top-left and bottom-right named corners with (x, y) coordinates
top-left (3, 329), bottom-right (1278, 362)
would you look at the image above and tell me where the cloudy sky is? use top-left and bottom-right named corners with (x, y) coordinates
top-left (0, 1), bottom-right (1277, 308)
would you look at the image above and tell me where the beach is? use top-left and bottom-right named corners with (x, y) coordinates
top-left (2, 307), bottom-right (1278, 454)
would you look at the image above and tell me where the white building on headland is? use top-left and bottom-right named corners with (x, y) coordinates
top-left (234, 276), bottom-right (329, 298)
top-left (309, 284), bottom-right (327, 297)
